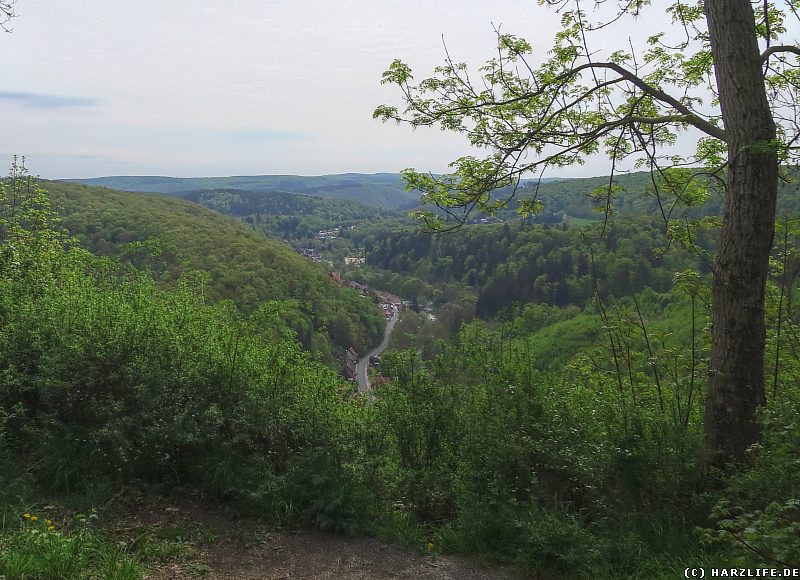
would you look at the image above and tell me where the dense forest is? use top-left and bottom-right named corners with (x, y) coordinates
top-left (181, 187), bottom-right (396, 243)
top-left (363, 219), bottom-right (700, 316)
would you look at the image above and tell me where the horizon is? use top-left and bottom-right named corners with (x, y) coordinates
top-left (55, 170), bottom-right (611, 182)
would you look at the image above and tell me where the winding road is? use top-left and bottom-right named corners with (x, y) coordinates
top-left (356, 310), bottom-right (399, 393)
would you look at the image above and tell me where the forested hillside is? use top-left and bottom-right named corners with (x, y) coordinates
top-left (181, 188), bottom-right (396, 242)
top-left (43, 180), bottom-right (385, 360)
top-left (511, 168), bottom-right (800, 221)
top-left (6, 0), bottom-right (800, 577)
top-left (362, 219), bottom-right (701, 316)
top-left (63, 173), bottom-right (421, 210)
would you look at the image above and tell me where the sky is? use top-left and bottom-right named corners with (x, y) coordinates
top-left (0, 1), bottom-right (719, 179)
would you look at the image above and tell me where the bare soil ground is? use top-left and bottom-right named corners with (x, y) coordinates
top-left (109, 492), bottom-right (526, 580)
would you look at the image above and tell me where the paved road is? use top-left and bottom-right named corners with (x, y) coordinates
top-left (356, 310), bottom-right (399, 393)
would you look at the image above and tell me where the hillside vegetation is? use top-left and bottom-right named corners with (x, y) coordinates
top-left (362, 219), bottom-right (698, 316)
top-left (181, 187), bottom-right (396, 242)
top-left (43, 180), bottom-right (385, 360)
top-left (511, 168), bottom-right (800, 221)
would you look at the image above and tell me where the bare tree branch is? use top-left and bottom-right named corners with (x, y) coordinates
top-left (761, 44), bottom-right (800, 62)
top-left (1, 0), bottom-right (15, 32)
top-left (568, 61), bottom-right (728, 141)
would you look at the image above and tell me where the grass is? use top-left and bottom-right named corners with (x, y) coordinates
top-left (0, 510), bottom-right (143, 580)
top-left (0, 505), bottom-right (226, 579)
top-left (566, 215), bottom-right (600, 226)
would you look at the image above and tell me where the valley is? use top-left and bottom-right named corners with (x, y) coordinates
top-left (3, 0), bottom-right (800, 574)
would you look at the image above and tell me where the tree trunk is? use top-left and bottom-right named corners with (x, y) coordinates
top-left (704, 0), bottom-right (778, 464)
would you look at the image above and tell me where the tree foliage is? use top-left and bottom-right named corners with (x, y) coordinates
top-left (366, 219), bottom-right (697, 314)
top-left (181, 187), bottom-right (393, 243)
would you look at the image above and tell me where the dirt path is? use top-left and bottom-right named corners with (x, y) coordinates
top-left (113, 493), bottom-right (524, 580)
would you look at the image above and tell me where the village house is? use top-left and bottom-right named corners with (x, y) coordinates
top-left (316, 227), bottom-right (342, 240)
top-left (339, 347), bottom-right (359, 381)
top-left (297, 248), bottom-right (322, 262)
top-left (345, 279), bottom-right (369, 294)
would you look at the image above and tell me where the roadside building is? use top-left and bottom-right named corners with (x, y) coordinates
top-left (339, 347), bottom-right (359, 381)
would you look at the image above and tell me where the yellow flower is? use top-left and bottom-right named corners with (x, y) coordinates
top-left (426, 542), bottom-right (434, 551)
top-left (30, 516), bottom-right (38, 522)
top-left (23, 513), bottom-right (31, 519)
top-left (48, 525), bottom-right (56, 532)
top-left (46, 519), bottom-right (52, 526)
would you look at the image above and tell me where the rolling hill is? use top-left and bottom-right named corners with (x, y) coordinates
top-left (514, 169), bottom-right (800, 220)
top-left (42, 180), bottom-right (386, 361)
top-left (62, 173), bottom-right (421, 210)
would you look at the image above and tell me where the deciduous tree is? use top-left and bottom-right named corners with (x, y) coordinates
top-left (375, 0), bottom-right (800, 465)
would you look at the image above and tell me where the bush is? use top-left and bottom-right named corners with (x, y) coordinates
top-left (701, 402), bottom-right (800, 567)
top-left (0, 168), bottom-right (377, 532)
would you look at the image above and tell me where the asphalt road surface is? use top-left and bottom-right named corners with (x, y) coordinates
top-left (356, 310), bottom-right (399, 393)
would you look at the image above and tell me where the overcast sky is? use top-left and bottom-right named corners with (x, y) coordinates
top-left (0, 1), bottom-right (711, 179)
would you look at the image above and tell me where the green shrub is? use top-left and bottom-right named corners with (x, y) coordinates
top-left (701, 403), bottom-right (800, 567)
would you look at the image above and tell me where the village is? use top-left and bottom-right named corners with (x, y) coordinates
top-left (333, 281), bottom-right (405, 386)
top-left (295, 227), bottom-right (406, 387)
